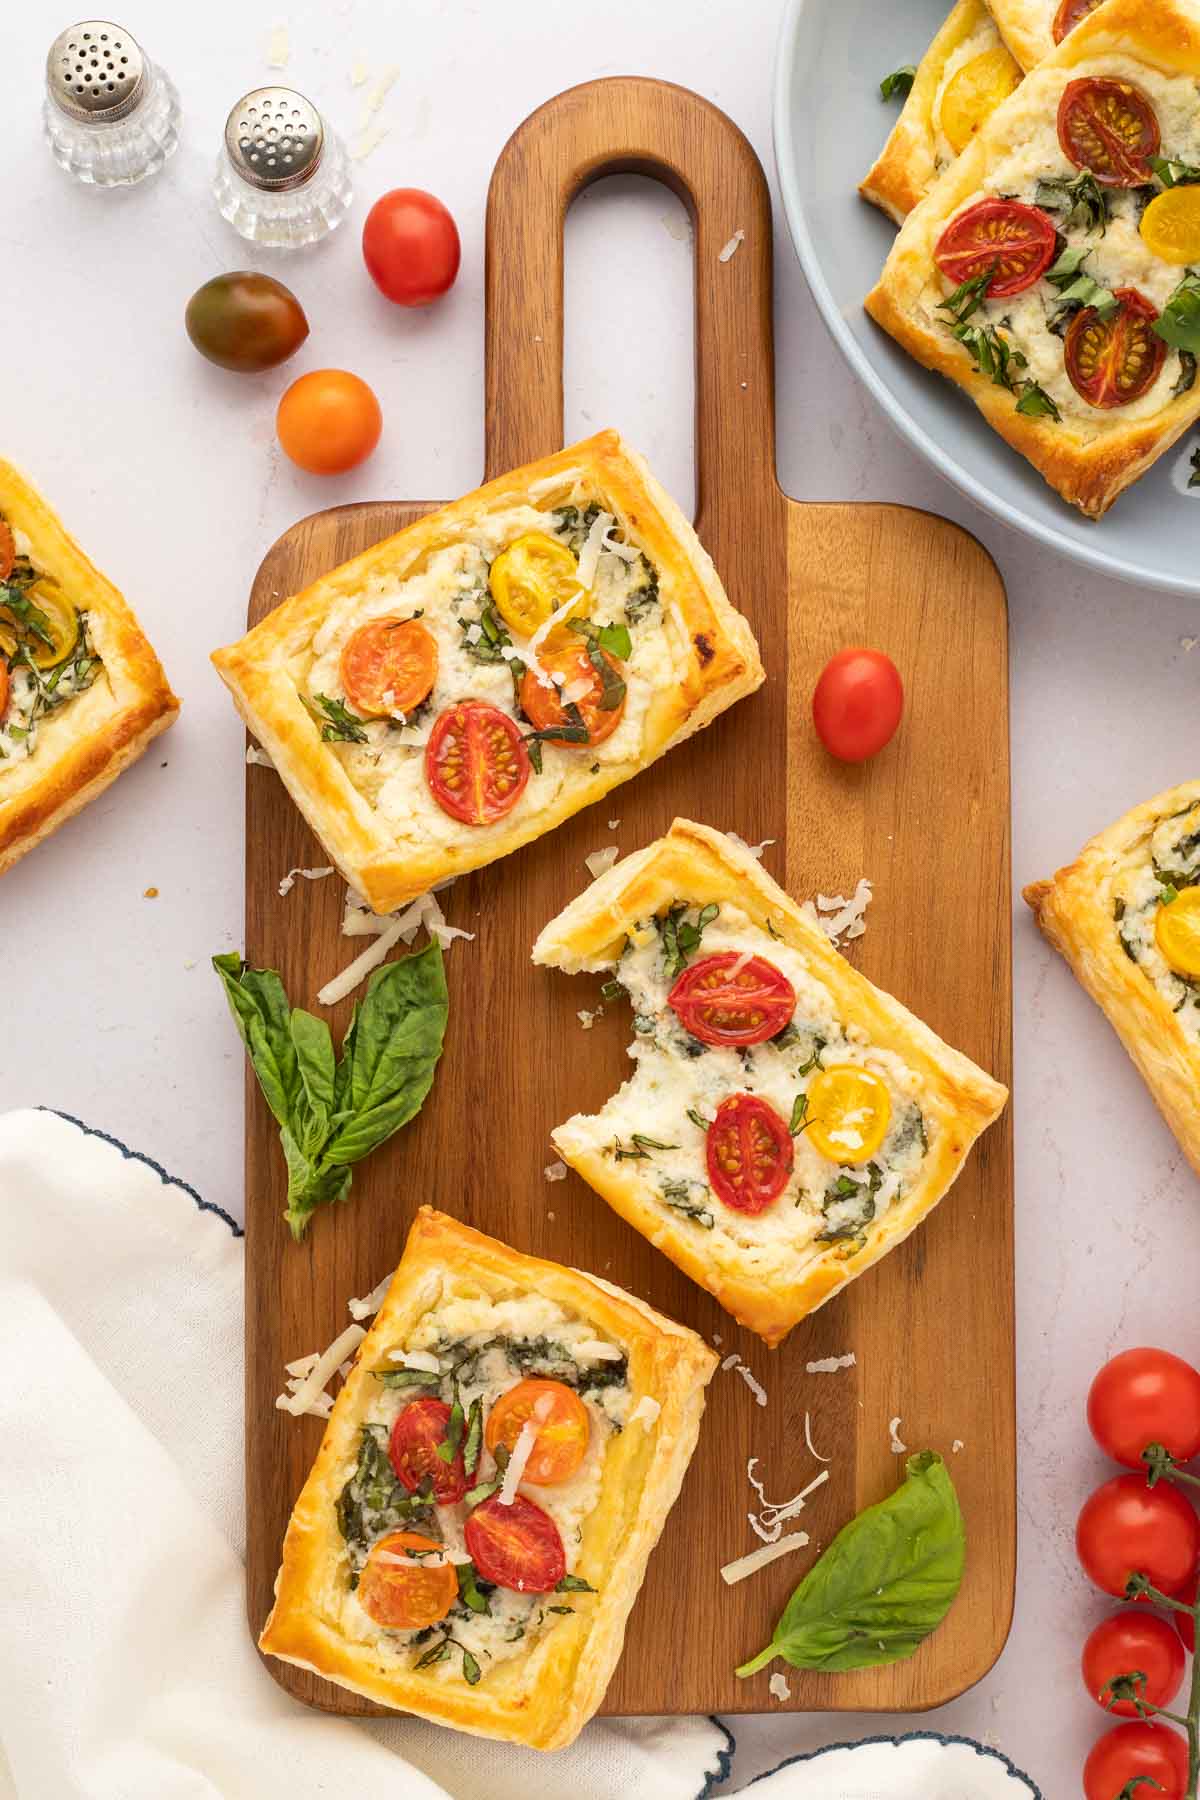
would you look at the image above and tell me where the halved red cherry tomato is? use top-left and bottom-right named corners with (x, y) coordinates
top-left (485, 1379), bottom-right (590, 1485)
top-left (1065, 288), bottom-right (1165, 409)
top-left (0, 523), bottom-right (14, 583)
top-left (464, 1494), bottom-right (566, 1593)
top-left (1076, 1474), bottom-right (1200, 1599)
top-left (1082, 1611), bottom-right (1185, 1717)
top-left (933, 198), bottom-right (1057, 298)
top-left (1058, 78), bottom-right (1161, 185)
top-left (1088, 1348), bottom-right (1200, 1469)
top-left (362, 188), bottom-right (461, 308)
top-left (1084, 1721), bottom-right (1188, 1800)
top-left (812, 647), bottom-right (904, 763)
top-left (706, 1094), bottom-right (795, 1215)
top-left (340, 617), bottom-right (437, 718)
top-left (425, 700), bottom-right (531, 825)
top-left (520, 644), bottom-right (626, 749)
top-left (388, 1398), bottom-right (467, 1504)
top-left (668, 952), bottom-right (796, 1047)
top-left (1053, 0), bottom-right (1103, 40)
top-left (357, 1530), bottom-right (457, 1630)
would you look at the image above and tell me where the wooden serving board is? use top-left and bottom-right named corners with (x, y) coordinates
top-left (243, 77), bottom-right (1013, 1720)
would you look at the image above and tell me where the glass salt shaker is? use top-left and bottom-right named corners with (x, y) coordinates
top-left (214, 88), bottom-right (352, 249)
top-left (43, 20), bottom-right (180, 187)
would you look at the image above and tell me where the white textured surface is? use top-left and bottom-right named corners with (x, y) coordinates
top-left (3, 1), bottom-right (1199, 1794)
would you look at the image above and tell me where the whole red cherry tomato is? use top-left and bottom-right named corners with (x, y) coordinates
top-left (1076, 1474), bottom-right (1200, 1600)
top-left (812, 648), bottom-right (904, 763)
top-left (1082, 1610), bottom-right (1185, 1716)
top-left (362, 188), bottom-right (461, 306)
top-left (1083, 1721), bottom-right (1188, 1800)
top-left (1088, 1348), bottom-right (1200, 1469)
top-left (1173, 1566), bottom-right (1197, 1654)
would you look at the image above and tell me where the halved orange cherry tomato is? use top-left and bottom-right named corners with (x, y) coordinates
top-left (804, 1065), bottom-right (892, 1164)
top-left (357, 1530), bottom-right (457, 1630)
top-left (425, 700), bottom-right (531, 825)
top-left (668, 952), bottom-right (796, 1047)
top-left (0, 661), bottom-right (9, 719)
top-left (939, 47), bottom-right (1021, 156)
top-left (706, 1093), bottom-right (794, 1215)
top-left (389, 1398), bottom-right (467, 1504)
top-left (0, 523), bottom-right (14, 583)
top-left (464, 1493), bottom-right (566, 1593)
top-left (520, 643), bottom-right (626, 749)
top-left (1054, 0), bottom-right (1104, 40)
top-left (1141, 186), bottom-right (1200, 266)
top-left (1156, 886), bottom-right (1200, 979)
top-left (488, 533), bottom-right (586, 640)
top-left (485, 1379), bottom-right (590, 1485)
top-left (1065, 288), bottom-right (1165, 409)
top-left (934, 199), bottom-right (1057, 298)
top-left (340, 617), bottom-right (437, 718)
top-left (1058, 78), bottom-right (1161, 186)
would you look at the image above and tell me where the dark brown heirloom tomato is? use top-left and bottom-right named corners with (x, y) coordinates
top-left (668, 952), bottom-right (796, 1048)
top-left (1057, 78), bottom-right (1161, 185)
top-left (184, 272), bottom-right (309, 372)
top-left (1053, 0), bottom-right (1104, 42)
top-left (1065, 288), bottom-right (1165, 408)
top-left (934, 198), bottom-right (1057, 298)
top-left (706, 1094), bottom-right (794, 1215)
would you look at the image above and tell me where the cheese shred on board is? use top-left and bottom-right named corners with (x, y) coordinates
top-left (277, 1323), bottom-right (365, 1418)
top-left (720, 1529), bottom-right (810, 1585)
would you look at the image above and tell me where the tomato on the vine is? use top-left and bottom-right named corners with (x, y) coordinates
top-left (1082, 1610), bottom-right (1185, 1716)
top-left (1088, 1348), bottom-right (1200, 1469)
top-left (1076, 1474), bottom-right (1200, 1599)
top-left (811, 648), bottom-right (904, 763)
top-left (1174, 1567), bottom-right (1197, 1654)
top-left (362, 188), bottom-right (461, 307)
top-left (1083, 1720), bottom-right (1188, 1800)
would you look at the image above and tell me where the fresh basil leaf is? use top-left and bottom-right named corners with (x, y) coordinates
top-left (736, 1451), bottom-right (965, 1676)
top-left (1034, 171), bottom-right (1109, 233)
top-left (1044, 247), bottom-right (1118, 324)
top-left (308, 693), bottom-right (369, 744)
top-left (1173, 351), bottom-right (1197, 397)
top-left (372, 1366), bottom-right (438, 1389)
top-left (463, 1476), bottom-right (502, 1506)
top-left (937, 267), bottom-right (994, 327)
top-left (1190, 446), bottom-right (1200, 489)
top-left (1155, 272), bottom-right (1200, 356)
top-left (686, 1107), bottom-right (709, 1130)
top-left (595, 621), bottom-right (632, 660)
top-left (586, 639), bottom-right (626, 712)
top-left (1015, 381), bottom-right (1061, 421)
top-left (324, 943), bottom-right (449, 1164)
top-left (1151, 154), bottom-right (1200, 188)
top-left (457, 1561), bottom-right (490, 1615)
top-left (460, 1646), bottom-right (482, 1685)
top-left (556, 1574), bottom-right (597, 1593)
top-left (788, 1093), bottom-right (809, 1135)
top-left (289, 1007), bottom-right (337, 1128)
top-left (212, 955), bottom-right (302, 1131)
top-left (463, 1397), bottom-right (483, 1474)
top-left (436, 1393), bottom-right (466, 1463)
top-left (879, 64), bottom-right (916, 101)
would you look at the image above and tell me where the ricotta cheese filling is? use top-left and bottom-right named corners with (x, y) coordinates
top-left (567, 904), bottom-right (933, 1261)
top-left (0, 520), bottom-right (103, 765)
top-left (302, 497), bottom-right (677, 850)
top-left (1112, 805), bottom-right (1200, 1046)
top-left (334, 1286), bottom-right (632, 1682)
top-left (925, 56), bottom-right (1200, 430)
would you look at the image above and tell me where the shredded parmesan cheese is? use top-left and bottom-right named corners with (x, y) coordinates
top-left (718, 229), bottom-right (745, 263)
top-left (801, 880), bottom-right (873, 948)
top-left (322, 888), bottom-right (473, 1002)
top-left (804, 1411), bottom-right (832, 1463)
top-left (607, 819), bottom-right (621, 830)
top-left (806, 1353), bottom-right (856, 1374)
top-left (952, 1439), bottom-right (965, 1454)
top-left (721, 1530), bottom-right (809, 1585)
top-left (768, 1672), bottom-right (792, 1702)
top-left (576, 1340), bottom-right (623, 1361)
top-left (278, 865), bottom-right (334, 897)
top-left (386, 1349), bottom-right (441, 1372)
top-left (499, 1420), bottom-right (538, 1505)
top-left (318, 916), bottom-right (407, 1004)
top-left (746, 1462), bottom-right (830, 1543)
top-left (351, 124), bottom-right (390, 161)
top-left (585, 846), bottom-right (619, 880)
top-left (266, 22), bottom-right (290, 68)
top-left (574, 509), bottom-right (614, 591)
top-left (577, 1009), bottom-right (597, 1030)
top-left (889, 1417), bottom-right (908, 1454)
top-left (285, 1352), bottom-right (320, 1378)
top-left (245, 744), bottom-right (275, 768)
top-left (277, 1323), bottom-right (365, 1418)
top-left (629, 1395), bottom-right (661, 1427)
top-left (544, 1160), bottom-right (568, 1183)
top-left (347, 1274), bottom-right (392, 1321)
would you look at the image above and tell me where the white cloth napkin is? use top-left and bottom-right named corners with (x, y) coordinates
top-left (0, 1108), bottom-right (730, 1800)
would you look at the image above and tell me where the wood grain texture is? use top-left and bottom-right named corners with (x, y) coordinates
top-left (243, 78), bottom-right (1013, 1723)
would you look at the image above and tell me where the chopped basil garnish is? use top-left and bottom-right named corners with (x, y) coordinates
top-left (1015, 381), bottom-right (1061, 421)
top-left (1155, 271), bottom-right (1200, 357)
top-left (308, 692), bottom-right (369, 744)
top-left (788, 1092), bottom-right (810, 1135)
top-left (1044, 246), bottom-right (1118, 326)
top-left (660, 1176), bottom-right (715, 1230)
top-left (456, 1561), bottom-right (490, 1615)
top-left (436, 1392), bottom-right (466, 1463)
top-left (879, 64), bottom-right (916, 101)
top-left (658, 901), bottom-right (720, 981)
top-left (1174, 352), bottom-right (1197, 398)
top-left (1151, 155), bottom-right (1200, 188)
top-left (556, 1574), bottom-right (598, 1593)
top-left (1034, 171), bottom-right (1109, 233)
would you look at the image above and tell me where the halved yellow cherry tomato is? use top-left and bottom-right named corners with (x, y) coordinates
top-left (940, 46), bottom-right (1022, 155)
top-left (1156, 887), bottom-right (1200, 979)
top-left (485, 1378), bottom-right (590, 1485)
top-left (805, 1065), bottom-right (892, 1164)
top-left (357, 1530), bottom-right (457, 1630)
top-left (488, 533), bottom-right (586, 640)
top-left (0, 584), bottom-right (78, 669)
top-left (1140, 186), bottom-right (1200, 266)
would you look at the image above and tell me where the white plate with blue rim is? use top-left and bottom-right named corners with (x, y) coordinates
top-left (738, 1731), bottom-right (1042, 1798)
top-left (773, 0), bottom-right (1200, 595)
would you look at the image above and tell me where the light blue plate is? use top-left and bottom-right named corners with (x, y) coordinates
top-left (773, 0), bottom-right (1199, 595)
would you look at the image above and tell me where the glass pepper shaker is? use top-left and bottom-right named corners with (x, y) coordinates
top-left (43, 20), bottom-right (180, 187)
top-left (214, 88), bottom-right (352, 248)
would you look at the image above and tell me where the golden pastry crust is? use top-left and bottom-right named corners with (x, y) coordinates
top-left (533, 820), bottom-right (1009, 1348)
top-left (259, 1207), bottom-right (717, 1749)
top-left (1024, 780), bottom-right (1200, 1177)
top-left (0, 460), bottom-right (178, 876)
top-left (861, 0), bottom-right (1019, 223)
top-left (865, 0), bottom-right (1200, 518)
top-left (989, 0), bottom-right (1067, 71)
top-left (212, 432), bottom-right (763, 915)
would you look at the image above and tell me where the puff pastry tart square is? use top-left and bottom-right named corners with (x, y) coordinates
top-left (212, 431), bottom-right (763, 914)
top-left (861, 0), bottom-right (1023, 223)
top-left (533, 820), bottom-right (1008, 1348)
top-left (865, 0), bottom-right (1200, 517)
top-left (1025, 781), bottom-right (1200, 1176)
top-left (259, 1206), bottom-right (717, 1749)
top-left (0, 460), bottom-right (178, 876)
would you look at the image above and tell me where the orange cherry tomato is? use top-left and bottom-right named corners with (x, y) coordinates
top-left (464, 1494), bottom-right (566, 1593)
top-left (1058, 78), bottom-right (1161, 186)
top-left (485, 1379), bottom-right (590, 1486)
top-left (425, 700), bottom-right (531, 825)
top-left (1054, 0), bottom-right (1104, 40)
top-left (340, 617), bottom-right (437, 718)
top-left (0, 660), bottom-right (9, 719)
top-left (0, 522), bottom-right (14, 583)
top-left (668, 952), bottom-right (796, 1047)
top-left (519, 644), bottom-right (626, 749)
top-left (706, 1093), bottom-right (794, 1215)
top-left (1065, 288), bottom-right (1165, 409)
top-left (934, 199), bottom-right (1057, 298)
top-left (276, 369), bottom-right (383, 475)
top-left (357, 1530), bottom-right (457, 1630)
